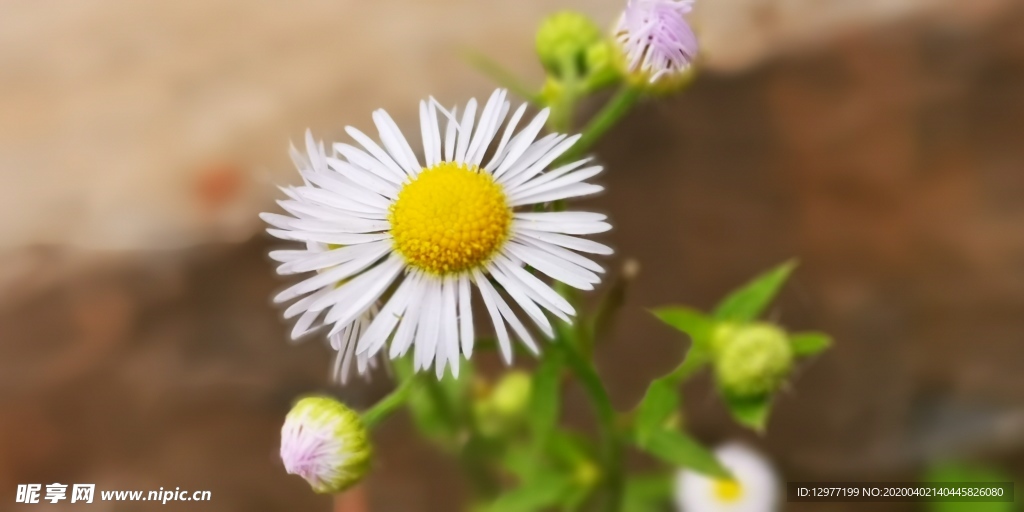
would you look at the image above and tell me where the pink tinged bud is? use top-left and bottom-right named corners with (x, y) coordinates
top-left (280, 396), bottom-right (372, 494)
top-left (615, 0), bottom-right (699, 83)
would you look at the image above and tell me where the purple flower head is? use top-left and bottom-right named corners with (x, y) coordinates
top-left (615, 0), bottom-right (699, 83)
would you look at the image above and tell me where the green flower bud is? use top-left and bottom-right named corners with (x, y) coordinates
top-left (535, 11), bottom-right (602, 77)
top-left (280, 396), bottom-right (372, 494)
top-left (583, 41), bottom-right (622, 92)
top-left (473, 371), bottom-right (533, 436)
top-left (490, 371), bottom-right (532, 418)
top-left (713, 323), bottom-right (793, 398)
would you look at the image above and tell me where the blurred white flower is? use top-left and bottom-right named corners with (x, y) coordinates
top-left (263, 89), bottom-right (612, 379)
top-left (675, 442), bottom-right (779, 512)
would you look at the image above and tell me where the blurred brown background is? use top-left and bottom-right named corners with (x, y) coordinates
top-left (2, 0), bottom-right (1023, 510)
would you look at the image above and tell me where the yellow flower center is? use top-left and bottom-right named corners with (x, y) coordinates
top-left (389, 162), bottom-right (512, 275)
top-left (713, 479), bottom-right (743, 503)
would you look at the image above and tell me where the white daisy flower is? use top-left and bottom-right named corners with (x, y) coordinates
top-left (263, 89), bottom-right (612, 379)
top-left (674, 443), bottom-right (780, 512)
top-left (269, 141), bottom-right (382, 385)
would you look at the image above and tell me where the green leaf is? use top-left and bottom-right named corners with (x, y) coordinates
top-left (529, 350), bottom-right (563, 444)
top-left (634, 428), bottom-right (731, 480)
top-left (923, 463), bottom-right (1015, 512)
top-left (713, 260), bottom-right (797, 322)
top-left (489, 472), bottom-right (575, 512)
top-left (633, 377), bottom-right (680, 445)
top-left (623, 474), bottom-right (672, 512)
top-left (394, 356), bottom-right (471, 444)
top-left (722, 393), bottom-right (772, 432)
top-left (545, 429), bottom-right (594, 467)
top-left (790, 331), bottom-right (832, 356)
top-left (652, 306), bottom-right (713, 345)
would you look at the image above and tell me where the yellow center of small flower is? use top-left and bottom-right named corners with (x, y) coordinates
top-left (389, 162), bottom-right (512, 275)
top-left (713, 479), bottom-right (743, 503)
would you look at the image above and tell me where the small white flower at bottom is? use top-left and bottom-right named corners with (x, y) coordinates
top-left (674, 442), bottom-right (779, 512)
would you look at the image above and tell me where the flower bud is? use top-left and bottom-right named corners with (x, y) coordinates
top-left (582, 41), bottom-right (621, 92)
top-left (280, 396), bottom-right (372, 494)
top-left (713, 323), bottom-right (793, 398)
top-left (535, 11), bottom-right (602, 77)
top-left (613, 0), bottom-right (699, 94)
top-left (473, 371), bottom-right (533, 436)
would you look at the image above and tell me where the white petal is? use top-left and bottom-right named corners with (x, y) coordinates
top-left (484, 102), bottom-right (528, 171)
top-left (277, 240), bottom-right (392, 275)
top-left (485, 262), bottom-right (554, 338)
top-left (494, 255), bottom-right (575, 318)
top-left (373, 109), bottom-right (421, 174)
top-left (293, 186), bottom-right (386, 216)
top-left (505, 159), bottom-right (594, 195)
top-left (504, 242), bottom-right (598, 290)
top-left (516, 229), bottom-right (614, 255)
top-left (284, 287), bottom-right (330, 320)
top-left (513, 235), bottom-right (606, 274)
top-left (358, 273), bottom-right (418, 357)
top-left (345, 126), bottom-right (408, 180)
top-left (413, 279), bottom-right (442, 371)
top-left (390, 274), bottom-right (428, 359)
top-left (454, 98), bottom-right (477, 163)
top-left (266, 229), bottom-right (390, 246)
top-left (439, 276), bottom-right (460, 378)
top-left (458, 274), bottom-right (474, 358)
top-left (299, 167), bottom-right (392, 209)
top-left (332, 143), bottom-right (405, 185)
top-left (494, 132), bottom-right (560, 181)
top-left (514, 212), bottom-right (607, 223)
top-left (472, 269), bottom-right (513, 365)
top-left (513, 219), bottom-right (612, 235)
top-left (444, 106), bottom-right (459, 162)
top-left (318, 255), bottom-right (406, 328)
top-left (491, 283), bottom-right (540, 356)
top-left (273, 244), bottom-right (392, 303)
top-left (492, 109), bottom-right (550, 178)
top-left (326, 157), bottom-right (400, 199)
top-left (508, 166), bottom-right (604, 202)
top-left (420, 100), bottom-right (442, 167)
top-left (509, 183), bottom-right (604, 207)
top-left (501, 134), bottom-right (581, 190)
top-left (466, 90), bottom-right (505, 166)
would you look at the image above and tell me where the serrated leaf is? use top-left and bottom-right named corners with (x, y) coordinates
top-left (652, 306), bottom-right (713, 345)
top-left (713, 260), bottom-right (797, 322)
top-left (723, 393), bottom-right (772, 432)
top-left (635, 428), bottom-right (731, 479)
top-left (488, 473), bottom-right (575, 512)
top-left (790, 331), bottom-right (832, 356)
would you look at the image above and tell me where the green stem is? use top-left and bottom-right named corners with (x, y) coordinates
top-left (361, 376), bottom-right (416, 429)
top-left (558, 86), bottom-right (642, 164)
top-left (557, 342), bottom-right (625, 512)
